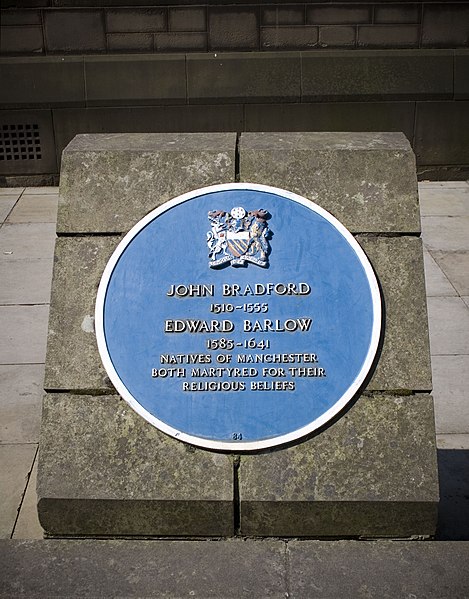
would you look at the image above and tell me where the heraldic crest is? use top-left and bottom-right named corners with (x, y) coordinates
top-left (207, 206), bottom-right (271, 268)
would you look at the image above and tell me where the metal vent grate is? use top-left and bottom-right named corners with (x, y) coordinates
top-left (0, 124), bottom-right (42, 161)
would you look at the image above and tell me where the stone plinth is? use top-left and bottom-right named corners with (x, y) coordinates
top-left (57, 132), bottom-right (237, 233)
top-left (39, 132), bottom-right (438, 538)
top-left (38, 394), bottom-right (233, 537)
top-left (240, 132), bottom-right (420, 234)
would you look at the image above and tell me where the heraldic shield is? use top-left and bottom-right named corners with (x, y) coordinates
top-left (207, 206), bottom-right (271, 268)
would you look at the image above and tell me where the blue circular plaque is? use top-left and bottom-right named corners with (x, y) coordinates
top-left (96, 184), bottom-right (381, 451)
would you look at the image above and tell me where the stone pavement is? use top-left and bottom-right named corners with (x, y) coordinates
top-left (0, 182), bottom-right (468, 594)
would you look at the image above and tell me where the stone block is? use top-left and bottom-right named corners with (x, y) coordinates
top-left (56, 133), bottom-right (236, 233)
top-left (261, 27), bottom-right (318, 51)
top-left (44, 10), bottom-right (105, 53)
top-left (288, 541), bottom-right (469, 597)
top-left (37, 394), bottom-right (234, 536)
top-left (262, 6), bottom-right (305, 26)
top-left (169, 7), bottom-right (206, 32)
top-left (415, 101), bottom-right (469, 166)
top-left (244, 101), bottom-right (415, 141)
top-left (52, 107), bottom-right (243, 166)
top-left (239, 394), bottom-right (438, 537)
top-left (357, 25), bottom-right (420, 48)
top-left (107, 33), bottom-right (153, 53)
top-left (455, 51), bottom-right (469, 100)
top-left (208, 7), bottom-right (259, 51)
top-left (187, 53), bottom-right (301, 104)
top-left (43, 235), bottom-right (431, 395)
top-left (358, 235), bottom-right (432, 392)
top-left (0, 539), bottom-right (286, 597)
top-left (239, 132), bottom-right (420, 234)
top-left (319, 26), bottom-right (356, 48)
top-left (0, 58), bottom-right (85, 108)
top-left (84, 56), bottom-right (186, 107)
top-left (374, 4), bottom-right (421, 24)
top-left (155, 33), bottom-right (207, 52)
top-left (44, 236), bottom-right (120, 392)
top-left (301, 50), bottom-right (453, 101)
top-left (307, 5), bottom-right (372, 24)
top-left (1, 10), bottom-right (42, 26)
top-left (0, 26), bottom-right (43, 54)
top-left (105, 9), bottom-right (166, 33)
top-left (422, 4), bottom-right (469, 48)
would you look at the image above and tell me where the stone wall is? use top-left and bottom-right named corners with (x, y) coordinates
top-left (1, 1), bottom-right (468, 182)
top-left (2, 2), bottom-right (469, 55)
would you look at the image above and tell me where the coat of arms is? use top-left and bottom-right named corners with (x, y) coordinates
top-left (207, 207), bottom-right (271, 268)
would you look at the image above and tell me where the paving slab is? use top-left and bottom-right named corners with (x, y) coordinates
top-left (0, 188), bottom-right (23, 197)
top-left (0, 196), bottom-right (18, 224)
top-left (288, 540), bottom-right (469, 598)
top-left (431, 250), bottom-right (469, 296)
top-left (432, 355), bottom-right (469, 435)
top-left (57, 133), bottom-right (236, 233)
top-left (22, 187), bottom-right (59, 195)
top-left (0, 538), bottom-right (286, 598)
top-left (437, 448), bottom-right (469, 540)
top-left (0, 259), bottom-right (54, 305)
top-left (0, 223), bottom-right (56, 261)
top-left (421, 216), bottom-right (469, 252)
top-left (423, 250), bottom-right (457, 297)
top-left (12, 456), bottom-right (43, 540)
top-left (240, 132), bottom-right (420, 234)
top-left (38, 394), bottom-right (234, 537)
top-left (437, 434), bottom-right (469, 449)
top-left (0, 444), bottom-right (37, 538)
top-left (462, 295), bottom-right (469, 309)
top-left (427, 296), bottom-right (469, 355)
top-left (239, 393), bottom-right (438, 538)
top-left (419, 181), bottom-right (469, 189)
top-left (419, 186), bottom-right (469, 216)
top-left (0, 305), bottom-right (49, 364)
top-left (0, 364), bottom-right (44, 444)
top-left (6, 194), bottom-right (58, 223)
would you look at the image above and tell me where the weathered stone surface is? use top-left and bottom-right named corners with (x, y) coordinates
top-left (301, 49), bottom-right (453, 101)
top-left (57, 133), bottom-right (236, 233)
top-left (187, 52), bottom-right (301, 104)
top-left (37, 394), bottom-right (234, 536)
top-left (44, 236), bottom-right (120, 392)
top-left (359, 235), bottom-right (432, 391)
top-left (2, 539), bottom-right (469, 598)
top-left (239, 394), bottom-right (438, 537)
top-left (43, 235), bottom-right (431, 394)
top-left (239, 132), bottom-right (420, 234)
top-left (288, 540), bottom-right (469, 598)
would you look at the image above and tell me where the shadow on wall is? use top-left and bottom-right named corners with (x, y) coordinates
top-left (437, 450), bottom-right (469, 540)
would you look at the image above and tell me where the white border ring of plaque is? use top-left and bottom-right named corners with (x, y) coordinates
top-left (96, 183), bottom-right (381, 451)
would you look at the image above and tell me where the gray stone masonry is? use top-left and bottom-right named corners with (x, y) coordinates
top-left (39, 132), bottom-right (438, 537)
top-left (239, 393), bottom-right (438, 537)
top-left (2, 539), bottom-right (469, 599)
top-left (57, 132), bottom-right (237, 233)
top-left (44, 235), bottom-right (431, 394)
top-left (37, 394), bottom-right (234, 537)
top-left (240, 132), bottom-right (420, 233)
